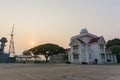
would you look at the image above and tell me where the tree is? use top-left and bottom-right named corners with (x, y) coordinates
top-left (29, 43), bottom-right (65, 62)
top-left (106, 38), bottom-right (120, 49)
top-left (23, 50), bottom-right (31, 55)
top-left (106, 38), bottom-right (120, 62)
top-left (110, 46), bottom-right (120, 62)
top-left (29, 47), bottom-right (40, 61)
top-left (109, 46), bottom-right (120, 55)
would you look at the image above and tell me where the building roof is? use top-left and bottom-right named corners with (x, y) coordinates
top-left (65, 48), bottom-right (71, 51)
top-left (76, 38), bottom-right (85, 43)
top-left (89, 37), bottom-right (101, 43)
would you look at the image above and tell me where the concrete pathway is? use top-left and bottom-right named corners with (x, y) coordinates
top-left (0, 64), bottom-right (119, 80)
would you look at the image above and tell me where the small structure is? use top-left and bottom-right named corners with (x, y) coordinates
top-left (68, 28), bottom-right (117, 64)
top-left (16, 55), bottom-right (33, 62)
top-left (50, 53), bottom-right (66, 63)
top-left (0, 37), bottom-right (9, 63)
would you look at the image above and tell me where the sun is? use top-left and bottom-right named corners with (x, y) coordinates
top-left (31, 41), bottom-right (35, 45)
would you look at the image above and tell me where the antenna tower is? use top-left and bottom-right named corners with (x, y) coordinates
top-left (9, 24), bottom-right (15, 57)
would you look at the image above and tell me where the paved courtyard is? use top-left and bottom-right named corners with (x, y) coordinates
top-left (0, 64), bottom-right (120, 80)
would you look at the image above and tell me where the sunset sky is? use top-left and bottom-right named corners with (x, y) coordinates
top-left (0, 0), bottom-right (120, 55)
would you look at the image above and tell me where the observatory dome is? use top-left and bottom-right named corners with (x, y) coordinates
top-left (80, 28), bottom-right (88, 34)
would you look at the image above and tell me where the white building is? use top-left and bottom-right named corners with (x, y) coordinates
top-left (68, 28), bottom-right (117, 64)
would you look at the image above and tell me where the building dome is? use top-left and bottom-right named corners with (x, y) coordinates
top-left (0, 37), bottom-right (7, 42)
top-left (80, 28), bottom-right (88, 34)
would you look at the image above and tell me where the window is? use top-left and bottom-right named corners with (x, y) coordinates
top-left (83, 44), bottom-right (85, 47)
top-left (88, 45), bottom-right (91, 47)
top-left (101, 53), bottom-right (105, 59)
top-left (73, 45), bottom-right (78, 50)
top-left (73, 53), bottom-right (79, 59)
top-left (100, 44), bottom-right (104, 49)
top-left (89, 54), bottom-right (92, 59)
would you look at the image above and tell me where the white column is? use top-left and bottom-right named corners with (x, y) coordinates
top-left (110, 55), bottom-right (113, 63)
top-left (69, 52), bottom-right (73, 63)
top-left (104, 54), bottom-right (107, 63)
top-left (114, 55), bottom-right (117, 63)
top-left (86, 52), bottom-right (89, 64)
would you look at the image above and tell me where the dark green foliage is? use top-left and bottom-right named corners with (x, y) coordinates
top-left (23, 50), bottom-right (31, 55)
top-left (29, 43), bottom-right (65, 62)
top-left (110, 46), bottom-right (120, 63)
top-left (106, 38), bottom-right (120, 49)
top-left (106, 38), bottom-right (120, 55)
top-left (106, 38), bottom-right (120, 62)
top-left (109, 46), bottom-right (120, 55)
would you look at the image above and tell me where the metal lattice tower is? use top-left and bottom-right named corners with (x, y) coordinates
top-left (9, 25), bottom-right (15, 57)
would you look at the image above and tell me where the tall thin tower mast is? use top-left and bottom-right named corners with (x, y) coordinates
top-left (9, 25), bottom-right (15, 57)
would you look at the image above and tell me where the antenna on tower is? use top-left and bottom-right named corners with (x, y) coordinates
top-left (9, 24), bottom-right (15, 57)
top-left (12, 25), bottom-right (14, 34)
